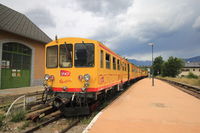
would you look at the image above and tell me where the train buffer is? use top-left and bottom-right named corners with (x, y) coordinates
top-left (85, 78), bottom-right (200, 133)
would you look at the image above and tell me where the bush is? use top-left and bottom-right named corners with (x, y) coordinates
top-left (10, 110), bottom-right (26, 122)
top-left (187, 72), bottom-right (198, 79)
top-left (0, 114), bottom-right (5, 127)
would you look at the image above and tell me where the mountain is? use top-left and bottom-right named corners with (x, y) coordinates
top-left (128, 59), bottom-right (151, 66)
top-left (184, 56), bottom-right (200, 62)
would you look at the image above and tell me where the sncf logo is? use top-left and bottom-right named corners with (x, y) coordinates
top-left (60, 70), bottom-right (70, 76)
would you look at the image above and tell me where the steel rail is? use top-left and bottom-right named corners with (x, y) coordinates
top-left (23, 114), bottom-right (61, 133)
top-left (59, 119), bottom-right (80, 133)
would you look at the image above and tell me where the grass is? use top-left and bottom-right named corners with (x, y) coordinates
top-left (0, 114), bottom-right (5, 127)
top-left (20, 120), bottom-right (30, 130)
top-left (10, 110), bottom-right (26, 122)
top-left (158, 76), bottom-right (200, 87)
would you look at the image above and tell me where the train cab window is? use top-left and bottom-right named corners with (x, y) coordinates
top-left (113, 57), bottom-right (116, 70)
top-left (117, 60), bottom-right (120, 70)
top-left (124, 63), bottom-right (126, 71)
top-left (75, 43), bottom-right (94, 67)
top-left (60, 44), bottom-right (73, 68)
top-left (106, 53), bottom-right (110, 69)
top-left (46, 45), bottom-right (58, 68)
top-left (100, 50), bottom-right (104, 68)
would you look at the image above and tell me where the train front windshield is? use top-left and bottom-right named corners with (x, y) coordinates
top-left (75, 43), bottom-right (94, 67)
top-left (46, 45), bottom-right (58, 68)
top-left (60, 44), bottom-right (73, 68)
top-left (46, 43), bottom-right (94, 68)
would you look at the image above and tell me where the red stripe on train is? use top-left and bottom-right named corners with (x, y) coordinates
top-left (52, 80), bottom-right (129, 92)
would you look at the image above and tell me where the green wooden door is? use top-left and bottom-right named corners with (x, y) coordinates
top-left (1, 43), bottom-right (31, 89)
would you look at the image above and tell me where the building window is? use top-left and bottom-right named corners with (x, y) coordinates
top-left (106, 53), bottom-right (110, 69)
top-left (193, 69), bottom-right (195, 71)
top-left (182, 68), bottom-right (189, 71)
top-left (100, 50), bottom-right (104, 68)
top-left (113, 57), bottom-right (116, 70)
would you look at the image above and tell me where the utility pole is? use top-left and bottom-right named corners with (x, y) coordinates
top-left (148, 43), bottom-right (155, 86)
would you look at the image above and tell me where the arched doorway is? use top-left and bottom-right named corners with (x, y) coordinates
top-left (1, 42), bottom-right (32, 89)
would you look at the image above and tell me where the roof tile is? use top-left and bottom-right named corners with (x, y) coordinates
top-left (0, 4), bottom-right (52, 43)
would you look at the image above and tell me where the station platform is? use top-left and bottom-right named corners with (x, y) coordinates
top-left (0, 86), bottom-right (43, 98)
top-left (86, 78), bottom-right (200, 133)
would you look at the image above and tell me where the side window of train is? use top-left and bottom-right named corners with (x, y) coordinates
top-left (106, 53), bottom-right (110, 69)
top-left (113, 57), bottom-right (116, 70)
top-left (100, 50), bottom-right (104, 68)
top-left (117, 59), bottom-right (120, 70)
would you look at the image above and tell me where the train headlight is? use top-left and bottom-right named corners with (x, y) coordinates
top-left (44, 74), bottom-right (50, 80)
top-left (84, 74), bottom-right (90, 81)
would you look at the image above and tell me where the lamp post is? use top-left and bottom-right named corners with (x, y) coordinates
top-left (148, 43), bottom-right (155, 86)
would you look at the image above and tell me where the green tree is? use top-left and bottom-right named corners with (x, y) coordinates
top-left (162, 56), bottom-right (184, 77)
top-left (153, 56), bottom-right (164, 76)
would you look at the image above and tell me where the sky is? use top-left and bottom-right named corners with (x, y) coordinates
top-left (0, 0), bottom-right (200, 61)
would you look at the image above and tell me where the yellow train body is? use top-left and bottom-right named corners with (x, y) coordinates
top-left (45, 37), bottom-right (147, 93)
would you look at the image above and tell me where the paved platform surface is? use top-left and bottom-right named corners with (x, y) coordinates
top-left (88, 78), bottom-right (200, 133)
top-left (0, 86), bottom-right (43, 97)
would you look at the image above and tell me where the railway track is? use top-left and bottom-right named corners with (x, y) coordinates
top-left (24, 114), bottom-right (61, 133)
top-left (22, 84), bottom-right (132, 133)
top-left (0, 90), bottom-right (52, 111)
top-left (157, 78), bottom-right (200, 99)
top-left (24, 112), bottom-right (81, 133)
top-left (1, 79), bottom-right (143, 133)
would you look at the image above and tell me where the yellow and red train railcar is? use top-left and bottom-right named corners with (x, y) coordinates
top-left (43, 37), bottom-right (147, 115)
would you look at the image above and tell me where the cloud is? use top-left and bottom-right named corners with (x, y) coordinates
top-left (90, 0), bottom-right (200, 60)
top-left (74, 0), bottom-right (133, 16)
top-left (193, 16), bottom-right (200, 31)
top-left (0, 0), bottom-right (200, 61)
top-left (25, 7), bottom-right (56, 28)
